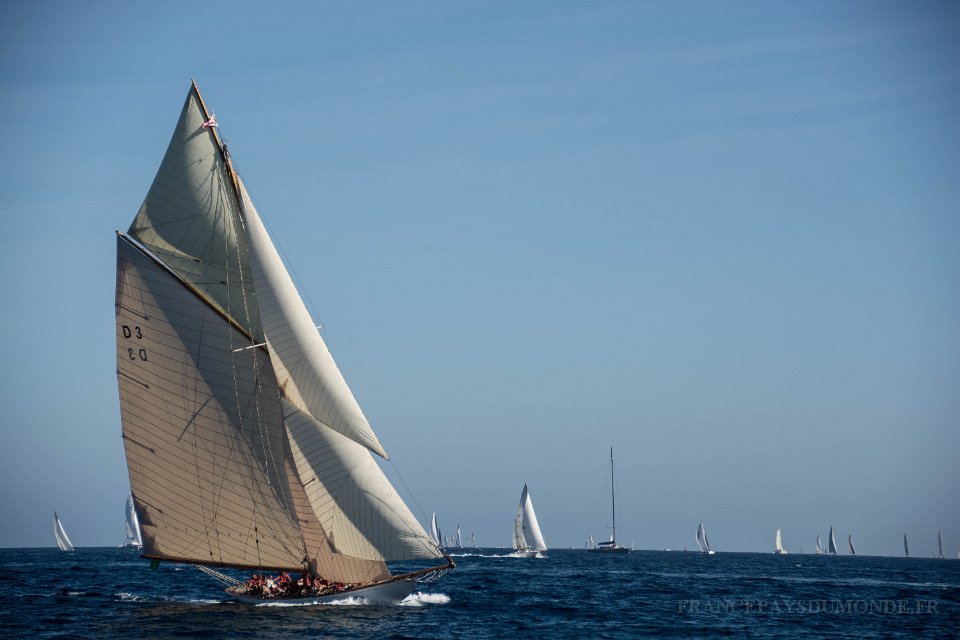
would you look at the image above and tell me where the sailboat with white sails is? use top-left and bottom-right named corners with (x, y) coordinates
top-left (54, 512), bottom-right (73, 551)
top-left (774, 528), bottom-right (787, 555)
top-left (815, 535), bottom-right (823, 555)
top-left (828, 526), bottom-right (839, 555)
top-left (511, 484), bottom-right (548, 558)
top-left (848, 534), bottom-right (856, 556)
top-left (122, 494), bottom-right (142, 548)
top-left (696, 522), bottom-right (715, 554)
top-left (588, 448), bottom-right (630, 554)
top-left (115, 82), bottom-right (452, 605)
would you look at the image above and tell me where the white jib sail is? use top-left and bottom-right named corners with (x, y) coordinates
top-left (430, 512), bottom-right (441, 547)
top-left (283, 399), bottom-right (440, 562)
top-left (696, 522), bottom-right (706, 552)
top-left (775, 528), bottom-right (784, 553)
top-left (238, 180), bottom-right (388, 459)
top-left (54, 512), bottom-right (73, 551)
top-left (513, 484), bottom-right (548, 551)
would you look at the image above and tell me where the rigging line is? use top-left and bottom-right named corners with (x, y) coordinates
top-left (387, 458), bottom-right (432, 542)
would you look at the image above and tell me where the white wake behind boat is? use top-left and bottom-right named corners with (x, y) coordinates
top-left (115, 82), bottom-right (452, 605)
top-left (54, 512), bottom-right (73, 551)
top-left (511, 484), bottom-right (548, 558)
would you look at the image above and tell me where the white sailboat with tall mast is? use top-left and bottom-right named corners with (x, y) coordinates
top-left (815, 535), bottom-right (823, 555)
top-left (847, 534), bottom-right (856, 555)
top-left (54, 512), bottom-right (73, 551)
top-left (115, 82), bottom-right (452, 604)
top-left (828, 526), bottom-right (839, 555)
top-left (122, 494), bottom-right (143, 548)
top-left (774, 528), bottom-right (787, 554)
top-left (511, 483), bottom-right (548, 558)
top-left (696, 522), bottom-right (715, 554)
top-left (588, 448), bottom-right (630, 554)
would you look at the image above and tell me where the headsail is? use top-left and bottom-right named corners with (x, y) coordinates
top-left (815, 535), bottom-right (823, 555)
top-left (429, 512), bottom-right (442, 548)
top-left (828, 526), bottom-right (838, 555)
top-left (696, 522), bottom-right (705, 553)
top-left (116, 83), bottom-right (448, 588)
top-left (513, 484), bottom-right (548, 552)
top-left (848, 534), bottom-right (856, 556)
top-left (54, 512), bottom-right (73, 551)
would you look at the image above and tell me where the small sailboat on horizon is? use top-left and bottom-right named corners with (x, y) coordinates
top-left (828, 526), bottom-right (839, 555)
top-left (938, 530), bottom-right (944, 559)
top-left (54, 512), bottom-right (74, 551)
top-left (588, 447), bottom-right (630, 554)
top-left (848, 534), bottom-right (856, 556)
top-left (774, 528), bottom-right (787, 555)
top-left (122, 494), bottom-right (143, 548)
top-left (511, 483), bottom-right (548, 558)
top-left (696, 522), bottom-right (715, 554)
top-left (903, 533), bottom-right (909, 558)
top-left (815, 534), bottom-right (823, 555)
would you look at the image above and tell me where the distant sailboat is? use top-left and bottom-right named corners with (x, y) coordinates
top-left (429, 511), bottom-right (443, 549)
top-left (696, 522), bottom-right (715, 554)
top-left (122, 494), bottom-right (143, 548)
top-left (938, 530), bottom-right (944, 559)
top-left (848, 534), bottom-right (856, 556)
top-left (815, 535), bottom-right (823, 555)
top-left (456, 526), bottom-right (463, 549)
top-left (904, 534), bottom-right (909, 558)
top-left (512, 483), bottom-right (548, 558)
top-left (828, 526), bottom-right (839, 555)
top-left (588, 447), bottom-right (630, 554)
top-left (774, 528), bottom-right (787, 555)
top-left (54, 512), bottom-right (73, 551)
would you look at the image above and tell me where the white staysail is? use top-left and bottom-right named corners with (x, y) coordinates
top-left (848, 534), bottom-right (856, 556)
top-left (904, 534), bottom-right (909, 558)
top-left (512, 484), bottom-right (548, 553)
top-left (124, 495), bottom-right (142, 548)
top-left (828, 526), bottom-right (838, 555)
top-left (239, 181), bottom-right (387, 459)
top-left (116, 82), bottom-right (449, 595)
top-left (774, 528), bottom-right (787, 554)
top-left (430, 512), bottom-right (442, 548)
top-left (815, 535), bottom-right (823, 555)
top-left (54, 512), bottom-right (73, 551)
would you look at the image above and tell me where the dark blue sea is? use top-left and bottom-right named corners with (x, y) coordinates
top-left (2, 547), bottom-right (958, 638)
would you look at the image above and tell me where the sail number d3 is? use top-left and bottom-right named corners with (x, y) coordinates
top-left (122, 324), bottom-right (148, 361)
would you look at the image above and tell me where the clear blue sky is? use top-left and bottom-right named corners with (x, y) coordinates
top-left (1, 1), bottom-right (957, 556)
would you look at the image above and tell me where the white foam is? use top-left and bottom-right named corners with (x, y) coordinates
top-left (400, 592), bottom-right (450, 606)
top-left (115, 592), bottom-right (145, 602)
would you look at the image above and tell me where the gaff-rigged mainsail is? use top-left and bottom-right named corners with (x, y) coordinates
top-left (116, 82), bottom-right (448, 589)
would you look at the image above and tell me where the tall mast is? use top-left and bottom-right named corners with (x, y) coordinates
top-left (610, 446), bottom-right (616, 543)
